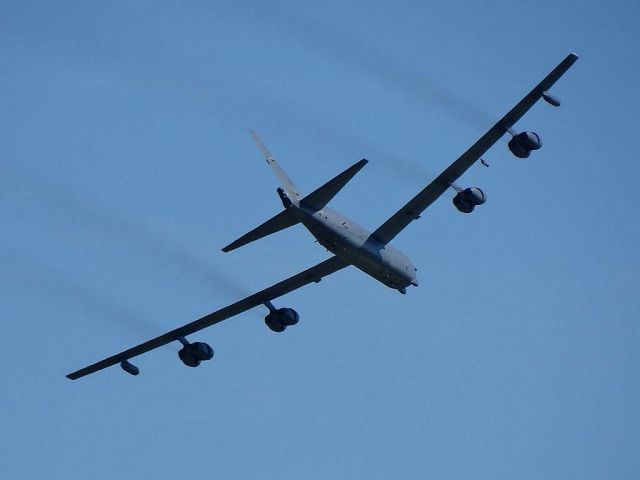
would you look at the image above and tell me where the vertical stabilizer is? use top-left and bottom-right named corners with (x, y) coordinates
top-left (248, 130), bottom-right (303, 202)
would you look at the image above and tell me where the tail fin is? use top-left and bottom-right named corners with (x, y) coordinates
top-left (249, 130), bottom-right (303, 202)
top-left (222, 209), bottom-right (300, 252)
top-left (222, 133), bottom-right (368, 253)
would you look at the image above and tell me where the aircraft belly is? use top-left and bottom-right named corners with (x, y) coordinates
top-left (301, 210), bottom-right (414, 290)
top-left (350, 253), bottom-right (411, 289)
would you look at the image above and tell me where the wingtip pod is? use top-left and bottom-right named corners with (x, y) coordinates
top-left (542, 91), bottom-right (561, 107)
top-left (535, 54), bottom-right (577, 108)
top-left (120, 360), bottom-right (140, 376)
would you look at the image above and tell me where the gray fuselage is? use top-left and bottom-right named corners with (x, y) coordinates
top-left (289, 204), bottom-right (419, 292)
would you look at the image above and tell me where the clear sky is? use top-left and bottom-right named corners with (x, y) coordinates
top-left (2, 1), bottom-right (639, 478)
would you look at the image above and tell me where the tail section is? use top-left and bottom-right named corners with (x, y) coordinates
top-left (222, 209), bottom-right (300, 252)
top-left (249, 130), bottom-right (303, 203)
top-left (222, 132), bottom-right (368, 253)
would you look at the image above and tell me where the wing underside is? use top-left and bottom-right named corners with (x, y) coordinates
top-left (372, 53), bottom-right (578, 244)
top-left (67, 255), bottom-right (349, 380)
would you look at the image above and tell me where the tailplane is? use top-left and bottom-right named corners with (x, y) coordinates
top-left (223, 131), bottom-right (304, 253)
top-left (222, 132), bottom-right (368, 253)
top-left (222, 209), bottom-right (299, 253)
top-left (300, 158), bottom-right (368, 211)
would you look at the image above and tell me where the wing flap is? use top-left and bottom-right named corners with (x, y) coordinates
top-left (66, 255), bottom-right (349, 380)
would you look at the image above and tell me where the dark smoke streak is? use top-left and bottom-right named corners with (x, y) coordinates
top-left (258, 99), bottom-right (439, 186)
top-left (3, 162), bottom-right (250, 339)
top-left (254, 7), bottom-right (494, 130)
top-left (52, 190), bottom-right (250, 299)
top-left (2, 241), bottom-right (161, 339)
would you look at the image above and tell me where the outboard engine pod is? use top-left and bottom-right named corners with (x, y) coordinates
top-left (508, 131), bottom-right (542, 158)
top-left (265, 307), bottom-right (299, 332)
top-left (277, 308), bottom-right (300, 326)
top-left (178, 347), bottom-right (201, 367)
top-left (178, 341), bottom-right (214, 367)
top-left (453, 187), bottom-right (486, 213)
top-left (265, 316), bottom-right (287, 332)
top-left (190, 342), bottom-right (214, 361)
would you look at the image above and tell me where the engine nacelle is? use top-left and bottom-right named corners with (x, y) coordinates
top-left (453, 187), bottom-right (486, 213)
top-left (508, 131), bottom-right (542, 158)
top-left (190, 342), bottom-right (214, 360)
top-left (178, 342), bottom-right (214, 367)
top-left (265, 307), bottom-right (300, 332)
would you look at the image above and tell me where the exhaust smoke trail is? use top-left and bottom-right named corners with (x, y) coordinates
top-left (2, 162), bottom-right (251, 338)
top-left (2, 241), bottom-right (161, 338)
top-left (253, 7), bottom-right (494, 130)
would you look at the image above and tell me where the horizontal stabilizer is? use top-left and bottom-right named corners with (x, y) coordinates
top-left (222, 209), bottom-right (300, 252)
top-left (300, 159), bottom-right (368, 211)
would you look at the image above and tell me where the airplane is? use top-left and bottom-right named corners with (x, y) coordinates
top-left (66, 53), bottom-right (578, 380)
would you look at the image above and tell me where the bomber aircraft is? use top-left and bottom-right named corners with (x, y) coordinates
top-left (67, 53), bottom-right (578, 379)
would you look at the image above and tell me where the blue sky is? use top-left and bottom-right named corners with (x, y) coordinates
top-left (2, 1), bottom-right (639, 478)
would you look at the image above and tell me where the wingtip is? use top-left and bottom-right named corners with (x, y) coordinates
top-left (222, 242), bottom-right (237, 253)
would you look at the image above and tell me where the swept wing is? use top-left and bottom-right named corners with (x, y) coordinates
top-left (372, 53), bottom-right (579, 244)
top-left (67, 255), bottom-right (348, 379)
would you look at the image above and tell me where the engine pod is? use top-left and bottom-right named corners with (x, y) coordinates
top-left (178, 347), bottom-right (201, 367)
top-left (190, 342), bottom-right (214, 361)
top-left (542, 91), bottom-right (561, 107)
top-left (277, 308), bottom-right (299, 326)
top-left (508, 131), bottom-right (542, 158)
top-left (453, 187), bottom-right (486, 213)
top-left (120, 360), bottom-right (140, 376)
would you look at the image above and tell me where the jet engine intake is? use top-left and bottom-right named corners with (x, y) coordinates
top-left (178, 341), bottom-right (214, 367)
top-left (453, 187), bottom-right (486, 213)
top-left (265, 307), bottom-right (300, 332)
top-left (508, 131), bottom-right (542, 158)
